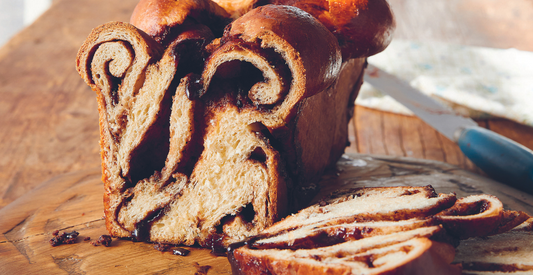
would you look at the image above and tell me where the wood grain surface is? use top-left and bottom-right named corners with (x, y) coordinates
top-left (2, 154), bottom-right (531, 274)
top-left (1, 0), bottom-right (532, 210)
top-left (346, 107), bottom-right (533, 176)
top-left (0, 168), bottom-right (232, 274)
top-left (0, 0), bottom-right (135, 208)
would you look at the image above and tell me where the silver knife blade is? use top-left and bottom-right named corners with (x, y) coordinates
top-left (363, 63), bottom-right (477, 141)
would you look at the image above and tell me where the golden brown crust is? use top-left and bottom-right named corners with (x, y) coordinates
top-left (289, 58), bottom-right (364, 206)
top-left (488, 210), bottom-right (530, 236)
top-left (76, 21), bottom-right (163, 92)
top-left (225, 5), bottom-right (342, 98)
top-left (202, 4), bottom-right (342, 128)
top-left (130, 0), bottom-right (230, 43)
top-left (211, 0), bottom-right (258, 18)
top-left (265, 0), bottom-right (395, 59)
top-left (436, 194), bottom-right (505, 239)
top-left (131, 0), bottom-right (395, 59)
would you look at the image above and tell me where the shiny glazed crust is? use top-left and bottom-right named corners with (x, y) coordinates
top-left (130, 0), bottom-right (231, 43)
top-left (266, 0), bottom-right (396, 59)
top-left (130, 0), bottom-right (395, 58)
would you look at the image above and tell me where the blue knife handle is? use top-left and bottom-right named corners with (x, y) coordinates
top-left (457, 126), bottom-right (533, 194)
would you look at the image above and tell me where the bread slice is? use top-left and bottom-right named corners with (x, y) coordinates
top-left (261, 186), bottom-right (457, 235)
top-left (76, 5), bottom-right (367, 247)
top-left (454, 218), bottom-right (533, 274)
top-left (229, 227), bottom-right (462, 275)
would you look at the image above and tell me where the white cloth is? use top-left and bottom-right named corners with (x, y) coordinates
top-left (357, 40), bottom-right (533, 127)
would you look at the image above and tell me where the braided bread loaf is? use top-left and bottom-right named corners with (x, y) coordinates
top-left (76, 0), bottom-right (395, 247)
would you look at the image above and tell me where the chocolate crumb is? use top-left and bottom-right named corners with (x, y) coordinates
top-left (84, 236), bottom-right (91, 241)
top-left (64, 231), bottom-right (79, 244)
top-left (99, 235), bottom-right (112, 247)
top-left (154, 243), bottom-right (170, 252)
top-left (49, 231), bottom-right (79, 246)
top-left (172, 247), bottom-right (190, 256)
top-left (49, 236), bottom-right (62, 247)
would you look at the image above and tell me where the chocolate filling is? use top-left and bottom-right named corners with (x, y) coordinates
top-left (127, 90), bottom-right (172, 184)
top-left (172, 247), bottom-right (191, 256)
top-left (184, 73), bottom-right (204, 100)
top-left (248, 147), bottom-right (267, 163)
top-left (108, 73), bottom-right (121, 106)
top-left (240, 203), bottom-right (256, 224)
top-left (205, 233), bottom-right (226, 256)
top-left (249, 226), bottom-right (377, 250)
top-left (440, 200), bottom-right (492, 217)
top-left (206, 40), bottom-right (293, 110)
top-left (131, 207), bottom-right (166, 242)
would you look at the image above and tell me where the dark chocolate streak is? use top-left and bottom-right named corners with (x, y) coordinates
top-left (439, 199), bottom-right (491, 217)
top-left (131, 207), bottom-right (166, 242)
top-left (184, 73), bottom-right (204, 100)
top-left (172, 247), bottom-right (190, 256)
top-left (108, 74), bottom-right (121, 106)
top-left (227, 236), bottom-right (262, 275)
top-left (249, 226), bottom-right (380, 250)
top-left (203, 38), bottom-right (292, 110)
top-left (113, 30), bottom-right (214, 234)
top-left (206, 233), bottom-right (227, 256)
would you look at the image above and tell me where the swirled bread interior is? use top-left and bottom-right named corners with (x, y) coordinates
top-left (77, 4), bottom-right (367, 247)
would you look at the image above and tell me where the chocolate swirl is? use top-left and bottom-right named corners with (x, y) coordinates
top-left (76, 3), bottom-right (367, 247)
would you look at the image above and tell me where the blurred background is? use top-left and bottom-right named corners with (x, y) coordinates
top-left (0, 0), bottom-right (52, 46)
top-left (2, 0), bottom-right (532, 49)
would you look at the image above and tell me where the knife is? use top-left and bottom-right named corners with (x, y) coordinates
top-left (364, 63), bottom-right (533, 194)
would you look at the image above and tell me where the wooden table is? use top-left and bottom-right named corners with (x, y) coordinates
top-left (1, 0), bottom-right (533, 273)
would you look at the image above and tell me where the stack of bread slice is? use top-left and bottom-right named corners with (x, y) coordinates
top-left (228, 186), bottom-right (531, 274)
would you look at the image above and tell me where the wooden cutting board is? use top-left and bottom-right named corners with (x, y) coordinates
top-left (1, 154), bottom-right (532, 274)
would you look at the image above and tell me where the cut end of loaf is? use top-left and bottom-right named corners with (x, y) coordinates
top-left (77, 3), bottom-right (368, 248)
